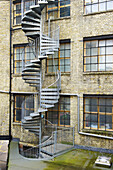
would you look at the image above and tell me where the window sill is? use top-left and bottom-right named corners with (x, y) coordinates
top-left (13, 122), bottom-right (21, 126)
top-left (12, 24), bottom-right (22, 31)
top-left (46, 16), bottom-right (71, 22)
top-left (83, 71), bottom-right (113, 75)
top-left (13, 74), bottom-right (22, 77)
top-left (82, 129), bottom-right (113, 136)
top-left (45, 72), bottom-right (70, 76)
top-left (84, 9), bottom-right (113, 16)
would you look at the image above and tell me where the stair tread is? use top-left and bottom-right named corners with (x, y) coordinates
top-left (42, 104), bottom-right (54, 108)
top-left (22, 15), bottom-right (40, 23)
top-left (42, 88), bottom-right (58, 91)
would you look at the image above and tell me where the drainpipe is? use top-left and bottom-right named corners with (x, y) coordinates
top-left (76, 95), bottom-right (113, 140)
top-left (9, 0), bottom-right (12, 141)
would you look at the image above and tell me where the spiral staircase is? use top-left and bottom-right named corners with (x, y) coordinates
top-left (21, 0), bottom-right (61, 159)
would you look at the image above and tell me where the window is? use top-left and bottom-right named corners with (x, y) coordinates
top-left (84, 0), bottom-right (113, 14)
top-left (13, 44), bottom-right (35, 74)
top-left (13, 2), bottom-right (21, 25)
top-left (47, 0), bottom-right (70, 20)
top-left (84, 95), bottom-right (113, 131)
top-left (13, 0), bottom-right (35, 25)
top-left (47, 96), bottom-right (70, 126)
top-left (14, 95), bottom-right (34, 122)
top-left (47, 40), bottom-right (71, 73)
top-left (84, 39), bottom-right (113, 72)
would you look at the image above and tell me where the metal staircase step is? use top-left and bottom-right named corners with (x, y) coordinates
top-left (22, 21), bottom-right (40, 27)
top-left (30, 112), bottom-right (40, 117)
top-left (42, 88), bottom-right (58, 92)
top-left (41, 104), bottom-right (54, 108)
top-left (22, 15), bottom-right (40, 23)
top-left (29, 129), bottom-right (40, 132)
top-left (25, 63), bottom-right (41, 68)
top-left (46, 52), bottom-right (54, 55)
top-left (29, 84), bottom-right (40, 87)
top-left (24, 126), bottom-right (40, 129)
top-left (22, 27), bottom-right (40, 31)
top-left (41, 100), bottom-right (58, 104)
top-left (38, 108), bottom-right (47, 112)
top-left (24, 10), bottom-right (41, 19)
top-left (41, 149), bottom-right (53, 156)
top-left (38, 55), bottom-right (48, 59)
top-left (30, 5), bottom-right (41, 14)
top-left (23, 68), bottom-right (40, 72)
top-left (25, 80), bottom-right (40, 84)
top-left (42, 136), bottom-right (50, 142)
top-left (25, 31), bottom-right (40, 37)
top-left (31, 59), bottom-right (41, 64)
top-left (23, 77), bottom-right (40, 80)
top-left (41, 92), bottom-right (58, 95)
top-left (22, 73), bottom-right (40, 76)
top-left (22, 119), bottom-right (40, 124)
top-left (41, 96), bottom-right (59, 100)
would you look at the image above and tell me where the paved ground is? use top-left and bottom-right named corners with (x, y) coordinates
top-left (0, 140), bottom-right (9, 170)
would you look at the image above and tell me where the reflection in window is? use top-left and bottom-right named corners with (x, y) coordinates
top-left (14, 95), bottom-right (34, 122)
top-left (47, 96), bottom-right (70, 126)
top-left (14, 44), bottom-right (35, 74)
top-left (84, 39), bottom-right (113, 72)
top-left (47, 0), bottom-right (70, 20)
top-left (84, 95), bottom-right (113, 131)
top-left (47, 40), bottom-right (71, 73)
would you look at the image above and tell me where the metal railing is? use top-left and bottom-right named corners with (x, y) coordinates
top-left (19, 123), bottom-right (75, 159)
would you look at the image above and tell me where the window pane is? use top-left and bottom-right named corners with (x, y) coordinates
top-left (60, 50), bottom-right (65, 57)
top-left (106, 99), bottom-right (112, 105)
top-left (106, 40), bottom-right (113, 46)
top-left (60, 7), bottom-right (70, 17)
top-left (85, 42), bottom-right (91, 48)
top-left (106, 106), bottom-right (112, 113)
top-left (99, 2), bottom-right (106, 11)
top-left (99, 98), bottom-right (105, 105)
top-left (91, 122), bottom-right (98, 129)
top-left (86, 49), bottom-right (90, 56)
top-left (16, 96), bottom-right (24, 108)
top-left (99, 64), bottom-right (105, 71)
top-left (60, 66), bottom-right (64, 72)
top-left (85, 0), bottom-right (91, 5)
top-left (91, 48), bottom-right (98, 55)
top-left (85, 57), bottom-right (90, 64)
top-left (106, 47), bottom-right (113, 54)
top-left (92, 4), bottom-right (98, 12)
top-left (85, 105), bottom-right (90, 112)
top-left (99, 106), bottom-right (105, 112)
top-left (99, 40), bottom-right (105, 47)
top-left (99, 56), bottom-right (105, 63)
top-left (99, 47), bottom-right (105, 55)
top-left (91, 41), bottom-right (98, 47)
top-left (60, 112), bottom-right (70, 125)
top-left (99, 115), bottom-right (105, 130)
top-left (86, 65), bottom-right (90, 71)
top-left (65, 50), bottom-right (70, 57)
top-left (85, 98), bottom-right (90, 105)
top-left (60, 0), bottom-right (70, 5)
top-left (106, 55), bottom-right (113, 63)
top-left (16, 110), bottom-right (21, 121)
top-left (107, 1), bottom-right (113, 10)
top-left (106, 64), bottom-right (113, 71)
top-left (91, 98), bottom-right (98, 105)
top-left (91, 106), bottom-right (97, 112)
top-left (85, 5), bottom-right (91, 14)
top-left (91, 64), bottom-right (97, 71)
top-left (91, 57), bottom-right (97, 63)
top-left (91, 114), bottom-right (98, 122)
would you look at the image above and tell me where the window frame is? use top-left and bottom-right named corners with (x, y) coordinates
top-left (13, 1), bottom-right (21, 26)
top-left (83, 95), bottom-right (113, 131)
top-left (46, 0), bottom-right (70, 20)
top-left (46, 96), bottom-right (70, 127)
top-left (13, 44), bottom-right (35, 74)
top-left (46, 40), bottom-right (71, 73)
top-left (84, 0), bottom-right (113, 15)
top-left (83, 38), bottom-right (113, 72)
top-left (13, 94), bottom-right (34, 123)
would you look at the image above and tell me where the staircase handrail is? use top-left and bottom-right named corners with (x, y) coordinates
top-left (44, 70), bottom-right (61, 89)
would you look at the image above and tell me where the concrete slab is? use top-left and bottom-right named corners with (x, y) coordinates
top-left (8, 141), bottom-right (47, 170)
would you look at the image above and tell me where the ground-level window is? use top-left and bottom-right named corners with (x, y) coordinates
top-left (84, 38), bottom-right (113, 72)
top-left (47, 40), bottom-right (71, 73)
top-left (83, 95), bottom-right (113, 131)
top-left (47, 96), bottom-right (70, 127)
top-left (13, 94), bottom-right (34, 122)
top-left (13, 44), bottom-right (35, 74)
top-left (47, 0), bottom-right (70, 20)
top-left (84, 0), bottom-right (113, 14)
